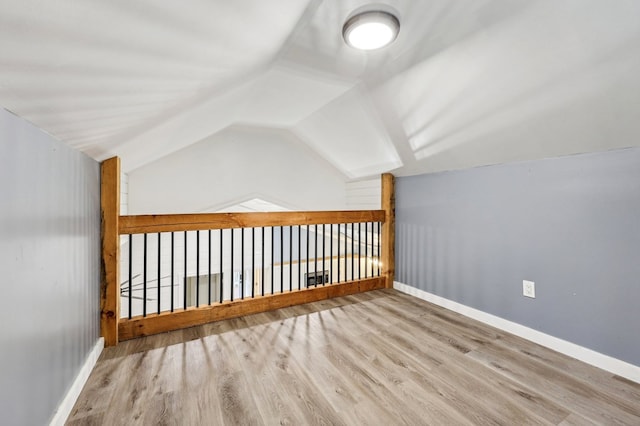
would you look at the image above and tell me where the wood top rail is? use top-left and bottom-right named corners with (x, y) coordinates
top-left (119, 210), bottom-right (385, 235)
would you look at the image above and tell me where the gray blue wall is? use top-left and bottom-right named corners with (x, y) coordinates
top-left (396, 147), bottom-right (640, 366)
top-left (0, 109), bottom-right (101, 425)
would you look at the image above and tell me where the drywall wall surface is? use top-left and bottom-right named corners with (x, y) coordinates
top-left (0, 108), bottom-right (101, 425)
top-left (396, 147), bottom-right (640, 366)
top-left (128, 126), bottom-right (347, 214)
top-left (346, 178), bottom-right (381, 210)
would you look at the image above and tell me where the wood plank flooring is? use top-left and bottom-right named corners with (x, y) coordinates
top-left (67, 289), bottom-right (640, 425)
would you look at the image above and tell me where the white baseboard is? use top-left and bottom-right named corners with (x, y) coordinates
top-left (49, 337), bottom-right (104, 426)
top-left (393, 281), bottom-right (640, 384)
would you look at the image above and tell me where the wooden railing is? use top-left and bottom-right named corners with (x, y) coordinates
top-left (100, 157), bottom-right (395, 346)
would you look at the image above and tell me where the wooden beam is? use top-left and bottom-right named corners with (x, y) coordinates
top-left (118, 277), bottom-right (385, 340)
top-left (381, 173), bottom-right (395, 289)
top-left (119, 210), bottom-right (385, 235)
top-left (100, 157), bottom-right (120, 346)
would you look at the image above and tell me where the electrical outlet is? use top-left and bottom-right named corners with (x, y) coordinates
top-left (523, 280), bottom-right (535, 298)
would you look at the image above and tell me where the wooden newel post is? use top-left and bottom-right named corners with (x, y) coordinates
top-left (381, 173), bottom-right (395, 289)
top-left (101, 156), bottom-right (120, 346)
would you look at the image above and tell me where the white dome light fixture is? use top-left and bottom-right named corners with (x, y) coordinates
top-left (343, 10), bottom-right (400, 51)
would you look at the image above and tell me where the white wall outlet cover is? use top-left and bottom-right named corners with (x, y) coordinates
top-left (523, 280), bottom-right (536, 298)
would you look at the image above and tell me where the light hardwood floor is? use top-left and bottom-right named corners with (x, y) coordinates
top-left (67, 289), bottom-right (640, 425)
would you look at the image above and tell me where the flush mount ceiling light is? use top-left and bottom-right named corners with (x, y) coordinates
top-left (342, 10), bottom-right (400, 50)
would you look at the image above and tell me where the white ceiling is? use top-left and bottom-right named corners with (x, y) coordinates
top-left (1, 0), bottom-right (639, 178)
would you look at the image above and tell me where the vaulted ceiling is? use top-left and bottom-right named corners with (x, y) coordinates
top-left (1, 0), bottom-right (639, 179)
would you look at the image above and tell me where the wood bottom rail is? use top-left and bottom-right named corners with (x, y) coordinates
top-left (118, 277), bottom-right (385, 341)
